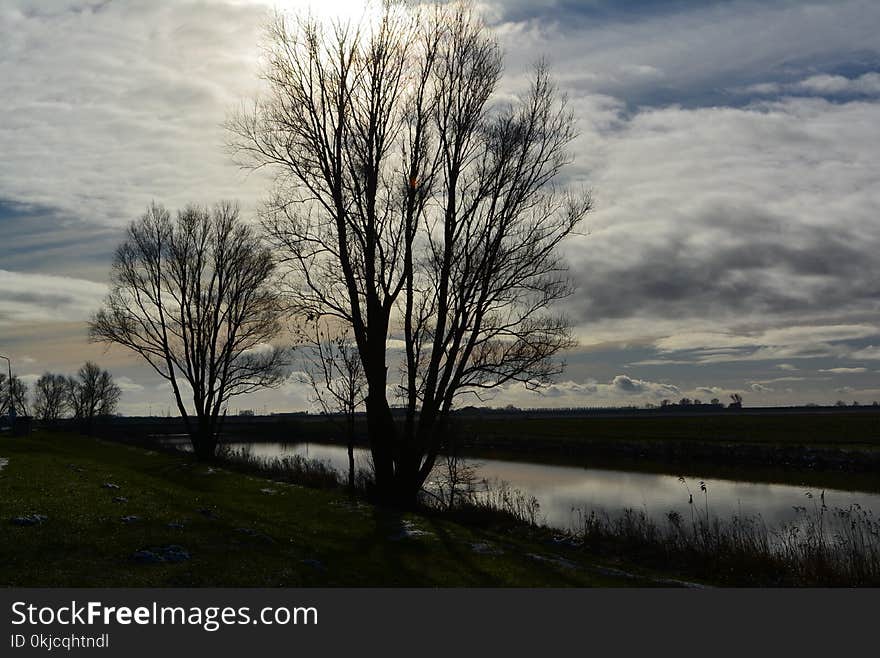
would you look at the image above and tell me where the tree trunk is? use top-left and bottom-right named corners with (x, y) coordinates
top-left (366, 392), bottom-right (397, 504)
top-left (367, 401), bottom-right (440, 509)
top-left (347, 442), bottom-right (356, 493)
top-left (191, 419), bottom-right (218, 461)
top-left (391, 469), bottom-right (423, 510)
top-left (346, 413), bottom-right (356, 494)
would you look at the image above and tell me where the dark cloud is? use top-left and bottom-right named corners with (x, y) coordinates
top-left (487, 0), bottom-right (772, 28)
top-left (0, 200), bottom-right (120, 280)
top-left (571, 216), bottom-right (880, 322)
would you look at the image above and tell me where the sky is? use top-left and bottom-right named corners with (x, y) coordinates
top-left (1, 0), bottom-right (879, 414)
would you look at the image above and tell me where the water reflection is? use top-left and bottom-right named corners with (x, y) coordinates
top-left (226, 441), bottom-right (880, 531)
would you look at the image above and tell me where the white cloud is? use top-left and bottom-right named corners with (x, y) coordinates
top-left (819, 367), bottom-right (868, 374)
top-left (647, 325), bottom-right (880, 365)
top-left (749, 377), bottom-right (810, 385)
top-left (738, 72), bottom-right (880, 98)
top-left (795, 73), bottom-right (880, 96)
top-left (115, 376), bottom-right (145, 393)
top-left (482, 375), bottom-right (684, 408)
top-left (607, 374), bottom-right (679, 398)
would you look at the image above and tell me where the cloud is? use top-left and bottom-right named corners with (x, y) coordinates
top-left (115, 376), bottom-right (145, 393)
top-left (485, 374), bottom-right (760, 408)
top-left (794, 72), bottom-right (880, 96)
top-left (740, 82), bottom-right (783, 95)
top-left (1, 0), bottom-right (879, 410)
top-left (850, 346), bottom-right (880, 360)
top-left (749, 377), bottom-right (810, 385)
top-left (625, 358), bottom-right (695, 367)
top-left (565, 97), bottom-right (880, 339)
top-left (487, 0), bottom-right (880, 105)
top-left (494, 374), bottom-right (685, 407)
top-left (0, 200), bottom-right (122, 280)
top-left (0, 270), bottom-right (106, 326)
top-left (819, 367), bottom-right (868, 374)
top-left (654, 325), bottom-right (880, 353)
top-left (643, 324), bottom-right (880, 365)
top-left (481, 3), bottom-right (880, 366)
top-left (738, 72), bottom-right (880, 98)
top-left (609, 374), bottom-right (679, 398)
top-left (0, 0), bottom-right (271, 226)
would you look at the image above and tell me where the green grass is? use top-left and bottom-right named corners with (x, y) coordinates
top-left (0, 432), bottom-right (656, 587)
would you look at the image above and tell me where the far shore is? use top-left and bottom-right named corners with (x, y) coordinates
top-left (32, 406), bottom-right (880, 494)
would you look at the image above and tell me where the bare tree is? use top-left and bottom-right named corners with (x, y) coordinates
top-left (229, 2), bottom-right (590, 504)
top-left (67, 362), bottom-right (121, 433)
top-left (0, 373), bottom-right (29, 418)
top-left (431, 419), bottom-right (479, 511)
top-left (90, 202), bottom-right (289, 459)
top-left (297, 319), bottom-right (367, 492)
top-left (0, 373), bottom-right (4, 417)
top-left (32, 373), bottom-right (71, 422)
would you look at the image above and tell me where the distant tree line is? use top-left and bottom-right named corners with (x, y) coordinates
top-left (660, 394), bottom-right (743, 409)
top-left (2, 362), bottom-right (121, 433)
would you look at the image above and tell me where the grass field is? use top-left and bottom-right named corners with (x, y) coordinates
top-left (0, 432), bottom-right (665, 587)
top-left (458, 410), bottom-right (880, 449)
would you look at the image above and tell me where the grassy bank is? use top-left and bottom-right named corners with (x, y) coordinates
top-left (200, 443), bottom-right (880, 586)
top-left (0, 432), bottom-right (663, 587)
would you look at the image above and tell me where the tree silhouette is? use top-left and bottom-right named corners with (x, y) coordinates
top-left (90, 202), bottom-right (288, 459)
top-left (32, 373), bottom-right (70, 422)
top-left (297, 319), bottom-right (366, 492)
top-left (67, 362), bottom-right (121, 433)
top-left (0, 373), bottom-right (29, 418)
top-left (229, 3), bottom-right (589, 504)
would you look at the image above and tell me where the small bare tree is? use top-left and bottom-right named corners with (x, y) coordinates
top-left (229, 2), bottom-right (589, 503)
top-left (67, 362), bottom-right (121, 433)
top-left (431, 419), bottom-right (479, 511)
top-left (297, 320), bottom-right (367, 492)
top-left (0, 373), bottom-right (29, 418)
top-left (90, 202), bottom-right (288, 459)
top-left (32, 373), bottom-right (70, 422)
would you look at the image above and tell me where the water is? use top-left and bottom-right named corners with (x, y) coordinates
top-left (226, 441), bottom-right (880, 531)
